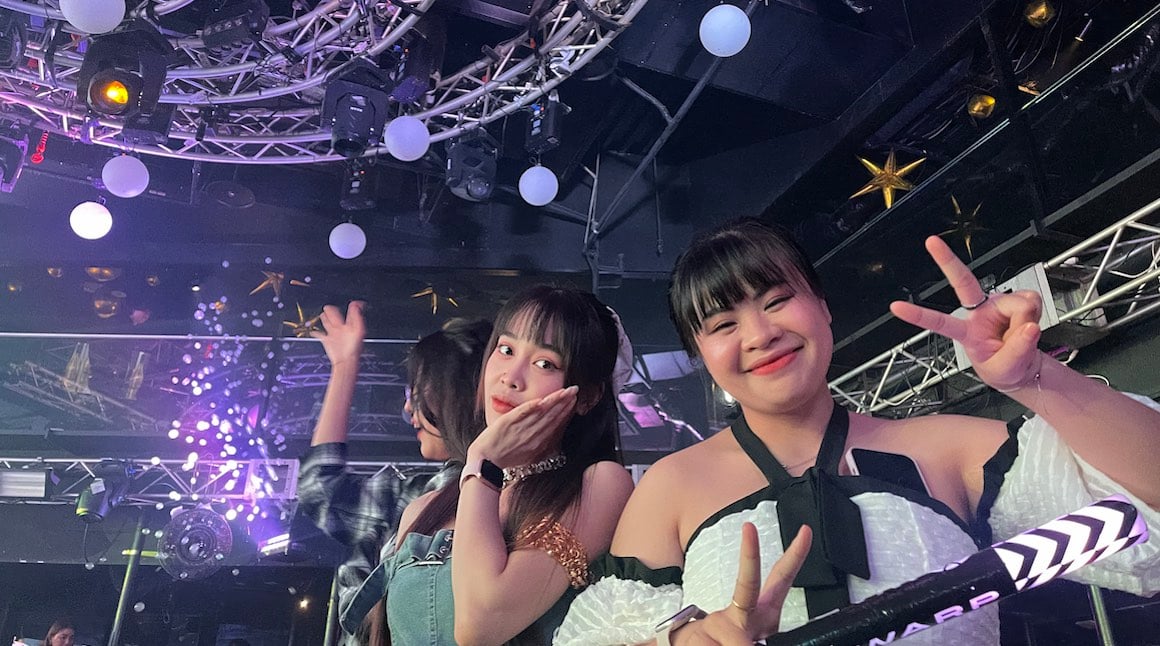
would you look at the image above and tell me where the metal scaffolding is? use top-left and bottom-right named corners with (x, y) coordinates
top-left (829, 195), bottom-right (1160, 416)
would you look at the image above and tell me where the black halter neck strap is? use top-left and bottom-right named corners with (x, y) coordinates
top-left (730, 401), bottom-right (870, 619)
top-left (731, 400), bottom-right (850, 485)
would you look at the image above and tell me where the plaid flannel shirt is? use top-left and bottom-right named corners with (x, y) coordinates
top-left (298, 442), bottom-right (458, 645)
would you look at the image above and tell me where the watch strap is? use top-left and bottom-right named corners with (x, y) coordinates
top-left (460, 457), bottom-right (504, 491)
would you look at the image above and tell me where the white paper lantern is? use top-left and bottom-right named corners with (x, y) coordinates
top-left (699, 4), bottom-right (751, 58)
top-left (518, 165), bottom-right (559, 206)
top-left (70, 201), bottom-right (113, 240)
top-left (102, 155), bottom-right (150, 198)
top-left (329, 222), bottom-right (367, 259)
top-left (60, 0), bottom-right (127, 34)
top-left (384, 116), bottom-right (430, 162)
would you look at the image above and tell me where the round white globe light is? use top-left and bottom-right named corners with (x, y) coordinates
top-left (384, 116), bottom-right (430, 162)
top-left (60, 0), bottom-right (127, 34)
top-left (518, 165), bottom-right (559, 206)
top-left (329, 222), bottom-right (367, 259)
top-left (699, 4), bottom-right (751, 57)
top-left (102, 155), bottom-right (150, 198)
top-left (70, 201), bottom-right (113, 240)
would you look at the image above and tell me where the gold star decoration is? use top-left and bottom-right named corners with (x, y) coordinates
top-left (849, 149), bottom-right (926, 209)
top-left (411, 286), bottom-right (460, 315)
top-left (250, 271), bottom-right (285, 298)
top-left (939, 195), bottom-right (987, 259)
top-left (283, 303), bottom-right (322, 338)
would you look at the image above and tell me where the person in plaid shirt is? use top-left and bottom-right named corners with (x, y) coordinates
top-left (297, 302), bottom-right (491, 645)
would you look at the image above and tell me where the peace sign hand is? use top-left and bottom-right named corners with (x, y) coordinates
top-left (890, 236), bottom-right (1043, 392)
top-left (672, 524), bottom-right (812, 645)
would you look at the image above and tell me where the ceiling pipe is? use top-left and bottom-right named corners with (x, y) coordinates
top-left (591, 0), bottom-right (761, 244)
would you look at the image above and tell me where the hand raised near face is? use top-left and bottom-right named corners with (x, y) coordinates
top-left (311, 301), bottom-right (366, 369)
top-left (672, 523), bottom-right (812, 645)
top-left (890, 236), bottom-right (1044, 392)
top-left (468, 385), bottom-right (579, 469)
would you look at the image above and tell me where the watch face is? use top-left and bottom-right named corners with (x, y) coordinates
top-left (480, 459), bottom-right (504, 488)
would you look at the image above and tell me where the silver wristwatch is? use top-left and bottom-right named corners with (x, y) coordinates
top-left (653, 604), bottom-right (706, 646)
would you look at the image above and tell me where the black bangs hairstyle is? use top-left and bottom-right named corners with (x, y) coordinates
top-left (402, 318), bottom-right (492, 538)
top-left (483, 285), bottom-right (622, 543)
top-left (669, 218), bottom-right (825, 357)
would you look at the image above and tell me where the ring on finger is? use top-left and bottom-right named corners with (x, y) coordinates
top-left (961, 293), bottom-right (989, 311)
top-left (730, 598), bottom-right (756, 613)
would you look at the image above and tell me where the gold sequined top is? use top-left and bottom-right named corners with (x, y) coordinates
top-left (514, 516), bottom-right (590, 589)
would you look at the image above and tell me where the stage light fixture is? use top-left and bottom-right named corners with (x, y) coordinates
top-left (966, 94), bottom-right (996, 119)
top-left (76, 22), bottom-right (174, 119)
top-left (0, 468), bottom-right (59, 498)
top-left (76, 460), bottom-right (132, 523)
top-left (202, 0), bottom-right (270, 49)
top-left (0, 129), bottom-right (28, 193)
top-left (0, 9), bottom-right (28, 70)
top-left (1023, 1), bottom-right (1056, 28)
top-left (446, 129), bottom-right (498, 202)
top-left (390, 14), bottom-right (446, 104)
top-left (322, 59), bottom-right (393, 158)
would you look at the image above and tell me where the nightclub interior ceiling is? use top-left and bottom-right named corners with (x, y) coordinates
top-left (2, 3), bottom-right (1160, 643)
top-left (1, 0), bottom-right (1160, 466)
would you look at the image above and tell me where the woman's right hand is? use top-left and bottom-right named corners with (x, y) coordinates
top-left (672, 523), bottom-right (813, 645)
top-left (467, 385), bottom-right (579, 468)
top-left (312, 301), bottom-right (366, 368)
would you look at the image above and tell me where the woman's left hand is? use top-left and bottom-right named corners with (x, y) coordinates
top-left (467, 386), bottom-right (579, 468)
top-left (890, 236), bottom-right (1043, 392)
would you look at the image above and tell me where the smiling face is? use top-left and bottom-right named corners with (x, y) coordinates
top-left (482, 313), bottom-right (569, 427)
top-left (694, 284), bottom-right (833, 416)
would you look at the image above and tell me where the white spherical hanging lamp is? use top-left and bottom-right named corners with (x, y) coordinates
top-left (70, 201), bottom-right (114, 240)
top-left (518, 165), bottom-right (559, 206)
top-left (102, 155), bottom-right (150, 198)
top-left (699, 4), bottom-right (751, 58)
top-left (329, 222), bottom-right (367, 259)
top-left (60, 0), bottom-right (127, 35)
top-left (384, 116), bottom-right (430, 162)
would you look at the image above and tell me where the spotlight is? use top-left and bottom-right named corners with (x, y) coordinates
top-left (1023, 1), bottom-right (1056, 28)
top-left (390, 14), bottom-right (446, 104)
top-left (76, 22), bottom-right (175, 119)
top-left (0, 129), bottom-right (28, 193)
top-left (0, 9), bottom-right (28, 70)
top-left (75, 460), bottom-right (132, 523)
top-left (966, 94), bottom-right (996, 119)
top-left (322, 59), bottom-right (393, 158)
top-left (445, 129), bottom-right (498, 202)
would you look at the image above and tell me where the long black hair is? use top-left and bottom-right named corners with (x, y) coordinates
top-left (668, 217), bottom-right (824, 356)
top-left (402, 317), bottom-right (493, 537)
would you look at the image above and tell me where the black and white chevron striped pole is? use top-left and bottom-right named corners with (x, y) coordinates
top-left (767, 495), bottom-right (1148, 646)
